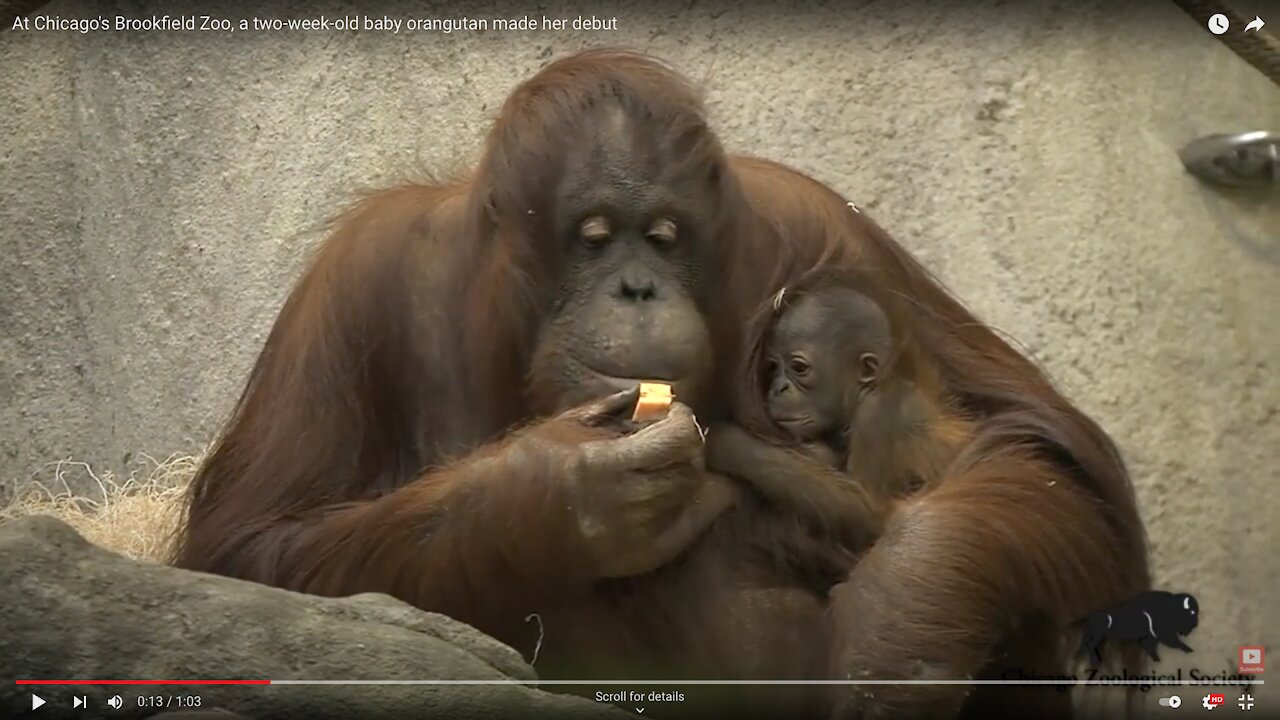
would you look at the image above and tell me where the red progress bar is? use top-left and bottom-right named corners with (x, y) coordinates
top-left (16, 680), bottom-right (270, 685)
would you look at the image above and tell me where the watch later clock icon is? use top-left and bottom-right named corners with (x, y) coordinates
top-left (1208, 13), bottom-right (1230, 34)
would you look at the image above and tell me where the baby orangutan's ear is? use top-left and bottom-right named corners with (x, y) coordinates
top-left (858, 352), bottom-right (880, 385)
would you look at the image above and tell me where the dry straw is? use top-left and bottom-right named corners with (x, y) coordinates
top-left (0, 452), bottom-right (202, 563)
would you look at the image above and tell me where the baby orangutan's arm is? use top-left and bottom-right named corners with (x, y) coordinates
top-left (705, 423), bottom-right (886, 550)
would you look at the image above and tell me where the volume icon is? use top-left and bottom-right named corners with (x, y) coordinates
top-left (108, 695), bottom-right (124, 709)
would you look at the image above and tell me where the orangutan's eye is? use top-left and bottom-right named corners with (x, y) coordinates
top-left (580, 216), bottom-right (611, 246)
top-left (789, 356), bottom-right (810, 376)
top-left (647, 217), bottom-right (677, 246)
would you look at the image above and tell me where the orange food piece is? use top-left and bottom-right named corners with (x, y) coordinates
top-left (632, 382), bottom-right (674, 422)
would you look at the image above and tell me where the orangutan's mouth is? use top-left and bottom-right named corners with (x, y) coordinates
top-left (589, 370), bottom-right (682, 393)
top-left (772, 416), bottom-right (814, 430)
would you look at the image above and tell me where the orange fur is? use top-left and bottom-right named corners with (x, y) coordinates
top-left (846, 362), bottom-right (977, 500)
top-left (171, 50), bottom-right (1148, 720)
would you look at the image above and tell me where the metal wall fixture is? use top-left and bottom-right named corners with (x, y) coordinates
top-left (1179, 131), bottom-right (1279, 187)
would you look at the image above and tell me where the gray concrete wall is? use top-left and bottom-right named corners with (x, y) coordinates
top-left (2, 0), bottom-right (1276, 701)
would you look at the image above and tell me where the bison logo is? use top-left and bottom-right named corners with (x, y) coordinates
top-left (1075, 591), bottom-right (1199, 667)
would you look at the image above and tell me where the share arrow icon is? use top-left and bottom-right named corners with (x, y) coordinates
top-left (1245, 16), bottom-right (1265, 32)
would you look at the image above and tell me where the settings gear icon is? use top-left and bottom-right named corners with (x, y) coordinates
top-left (1203, 694), bottom-right (1218, 710)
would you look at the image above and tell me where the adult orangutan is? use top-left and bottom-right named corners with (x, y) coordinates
top-left (172, 49), bottom-right (1149, 719)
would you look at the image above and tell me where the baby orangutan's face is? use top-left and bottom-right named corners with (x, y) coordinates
top-left (762, 289), bottom-right (888, 443)
top-left (763, 301), bottom-right (851, 442)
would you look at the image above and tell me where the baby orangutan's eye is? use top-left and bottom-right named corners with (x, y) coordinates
top-left (789, 357), bottom-right (810, 376)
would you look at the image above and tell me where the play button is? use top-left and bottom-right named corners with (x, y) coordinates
top-left (31, 694), bottom-right (45, 710)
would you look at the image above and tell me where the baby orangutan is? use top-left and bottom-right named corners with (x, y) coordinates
top-left (707, 283), bottom-right (976, 562)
